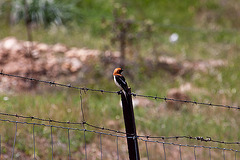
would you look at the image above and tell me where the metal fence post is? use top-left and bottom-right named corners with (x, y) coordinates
top-left (121, 88), bottom-right (140, 160)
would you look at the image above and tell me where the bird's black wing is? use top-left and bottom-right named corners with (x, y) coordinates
top-left (115, 75), bottom-right (128, 91)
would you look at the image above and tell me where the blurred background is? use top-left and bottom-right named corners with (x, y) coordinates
top-left (0, 0), bottom-right (239, 159)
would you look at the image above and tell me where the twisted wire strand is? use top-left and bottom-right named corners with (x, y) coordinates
top-left (0, 111), bottom-right (126, 134)
top-left (137, 135), bottom-right (240, 145)
top-left (132, 93), bottom-right (240, 110)
top-left (0, 111), bottom-right (239, 145)
top-left (138, 138), bottom-right (240, 153)
top-left (0, 118), bottom-right (239, 155)
top-left (1, 111), bottom-right (239, 145)
top-left (0, 72), bottom-right (240, 110)
top-left (0, 72), bottom-right (239, 145)
top-left (0, 118), bottom-right (127, 138)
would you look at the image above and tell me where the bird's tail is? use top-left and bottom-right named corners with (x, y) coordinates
top-left (122, 89), bottom-right (128, 101)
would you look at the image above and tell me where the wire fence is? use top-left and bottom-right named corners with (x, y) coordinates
top-left (0, 111), bottom-right (239, 145)
top-left (1, 72), bottom-right (239, 110)
top-left (0, 72), bottom-right (239, 159)
top-left (1, 2), bottom-right (240, 159)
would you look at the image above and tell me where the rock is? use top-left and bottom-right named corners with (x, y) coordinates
top-left (0, 37), bottom-right (18, 51)
top-left (166, 88), bottom-right (191, 110)
top-left (65, 48), bottom-right (100, 61)
top-left (51, 43), bottom-right (68, 53)
top-left (132, 97), bottom-right (154, 108)
top-left (158, 56), bottom-right (182, 75)
top-left (36, 43), bottom-right (49, 52)
top-left (158, 56), bottom-right (227, 75)
top-left (62, 58), bottom-right (82, 73)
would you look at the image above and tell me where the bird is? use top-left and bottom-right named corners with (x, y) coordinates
top-left (113, 68), bottom-right (129, 98)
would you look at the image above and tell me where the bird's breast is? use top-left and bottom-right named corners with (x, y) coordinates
top-left (114, 76), bottom-right (122, 89)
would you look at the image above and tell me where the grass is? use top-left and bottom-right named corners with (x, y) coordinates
top-left (0, 69), bottom-right (239, 159)
top-left (0, 0), bottom-right (240, 159)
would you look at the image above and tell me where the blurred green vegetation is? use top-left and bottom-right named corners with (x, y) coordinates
top-left (0, 0), bottom-right (240, 159)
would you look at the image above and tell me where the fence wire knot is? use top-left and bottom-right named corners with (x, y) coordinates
top-left (132, 93), bottom-right (137, 97)
top-left (49, 118), bottom-right (53, 123)
top-left (117, 90), bottom-right (122, 95)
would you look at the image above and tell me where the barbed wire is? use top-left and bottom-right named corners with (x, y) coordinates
top-left (132, 93), bottom-right (240, 110)
top-left (0, 71), bottom-right (117, 94)
top-left (0, 111), bottom-right (126, 135)
top-left (0, 110), bottom-right (239, 145)
top-left (0, 118), bottom-right (126, 138)
top-left (138, 138), bottom-right (240, 153)
top-left (1, 71), bottom-right (240, 110)
top-left (1, 72), bottom-right (240, 158)
top-left (0, 72), bottom-right (240, 149)
top-left (0, 117), bottom-right (239, 154)
top-left (138, 135), bottom-right (240, 145)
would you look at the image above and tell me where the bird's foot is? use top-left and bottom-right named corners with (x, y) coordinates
top-left (117, 90), bottom-right (123, 95)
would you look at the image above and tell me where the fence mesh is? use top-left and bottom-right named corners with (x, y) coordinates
top-left (0, 72), bottom-right (239, 160)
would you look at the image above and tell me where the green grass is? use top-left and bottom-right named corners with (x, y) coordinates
top-left (0, 0), bottom-right (240, 159)
top-left (0, 83), bottom-right (239, 159)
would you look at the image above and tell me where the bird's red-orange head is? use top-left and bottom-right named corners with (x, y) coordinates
top-left (113, 68), bottom-right (123, 75)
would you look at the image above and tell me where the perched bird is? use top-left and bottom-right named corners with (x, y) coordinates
top-left (113, 68), bottom-right (129, 97)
